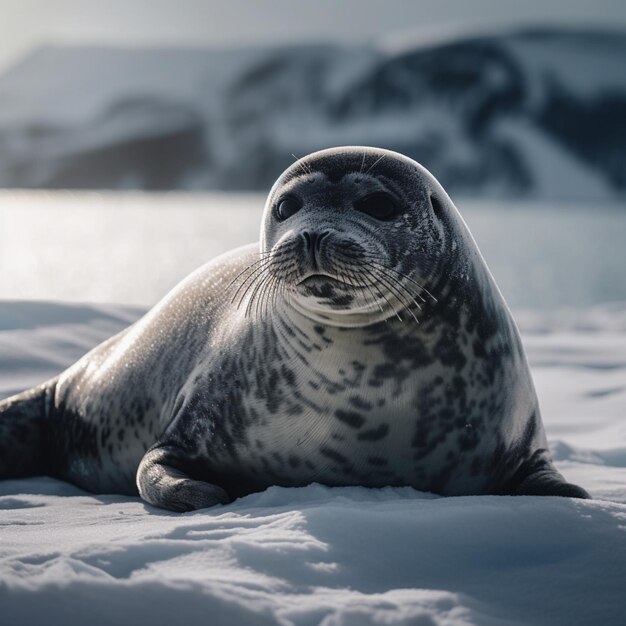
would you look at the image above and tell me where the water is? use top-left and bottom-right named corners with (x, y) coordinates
top-left (1, 190), bottom-right (625, 310)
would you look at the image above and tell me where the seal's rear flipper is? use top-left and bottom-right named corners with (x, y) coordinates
top-left (513, 470), bottom-right (590, 498)
top-left (507, 451), bottom-right (591, 499)
top-left (137, 445), bottom-right (231, 512)
top-left (0, 380), bottom-right (56, 479)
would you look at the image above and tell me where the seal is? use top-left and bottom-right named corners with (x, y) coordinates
top-left (0, 146), bottom-right (589, 510)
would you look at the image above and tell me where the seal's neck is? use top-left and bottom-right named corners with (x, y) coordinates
top-left (286, 294), bottom-right (403, 328)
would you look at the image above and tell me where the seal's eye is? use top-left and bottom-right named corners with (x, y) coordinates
top-left (275, 196), bottom-right (302, 221)
top-left (354, 192), bottom-right (398, 221)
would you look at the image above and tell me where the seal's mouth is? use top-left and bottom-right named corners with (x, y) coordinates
top-left (298, 274), bottom-right (347, 288)
top-left (295, 273), bottom-right (356, 308)
top-left (296, 273), bottom-right (357, 302)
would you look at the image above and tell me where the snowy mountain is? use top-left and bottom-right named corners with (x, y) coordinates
top-left (0, 27), bottom-right (625, 198)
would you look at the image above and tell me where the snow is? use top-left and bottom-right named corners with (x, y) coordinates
top-left (1, 300), bottom-right (625, 625)
top-left (0, 45), bottom-right (256, 126)
top-left (505, 30), bottom-right (626, 99)
top-left (492, 119), bottom-right (612, 201)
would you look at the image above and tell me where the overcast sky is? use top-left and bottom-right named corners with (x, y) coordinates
top-left (1, 0), bottom-right (625, 72)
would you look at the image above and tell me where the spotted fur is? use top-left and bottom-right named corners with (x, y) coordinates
top-left (0, 147), bottom-right (589, 510)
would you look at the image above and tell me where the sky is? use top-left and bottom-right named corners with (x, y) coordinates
top-left (1, 0), bottom-right (626, 72)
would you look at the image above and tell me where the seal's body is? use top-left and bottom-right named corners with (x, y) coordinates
top-left (0, 147), bottom-right (589, 510)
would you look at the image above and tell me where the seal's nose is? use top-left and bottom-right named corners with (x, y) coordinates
top-left (301, 230), bottom-right (330, 269)
top-left (302, 230), bottom-right (329, 252)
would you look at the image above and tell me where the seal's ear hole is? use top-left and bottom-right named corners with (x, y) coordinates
top-left (430, 195), bottom-right (444, 220)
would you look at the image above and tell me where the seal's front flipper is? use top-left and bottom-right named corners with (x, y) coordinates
top-left (507, 452), bottom-right (591, 499)
top-left (137, 446), bottom-right (230, 512)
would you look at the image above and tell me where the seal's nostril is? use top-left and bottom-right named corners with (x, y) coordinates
top-left (316, 231), bottom-right (330, 253)
top-left (301, 230), bottom-right (329, 270)
top-left (302, 231), bottom-right (329, 254)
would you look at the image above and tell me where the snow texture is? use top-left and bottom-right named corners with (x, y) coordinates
top-left (1, 300), bottom-right (625, 625)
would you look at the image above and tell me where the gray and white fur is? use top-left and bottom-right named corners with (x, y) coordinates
top-left (0, 146), bottom-right (589, 510)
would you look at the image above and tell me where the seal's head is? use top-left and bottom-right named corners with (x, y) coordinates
top-left (255, 146), bottom-right (465, 327)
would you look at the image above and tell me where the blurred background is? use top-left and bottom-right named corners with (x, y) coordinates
top-left (1, 0), bottom-right (625, 309)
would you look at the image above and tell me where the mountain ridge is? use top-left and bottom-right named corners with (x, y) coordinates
top-left (0, 26), bottom-right (624, 199)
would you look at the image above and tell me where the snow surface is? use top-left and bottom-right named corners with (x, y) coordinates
top-left (1, 300), bottom-right (625, 625)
